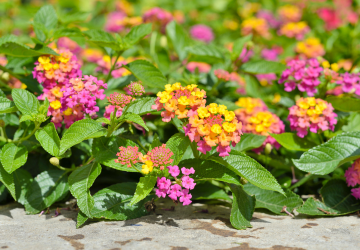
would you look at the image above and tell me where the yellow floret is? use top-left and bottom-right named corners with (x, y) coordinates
top-left (222, 122), bottom-right (236, 133)
top-left (211, 124), bottom-right (222, 134)
top-left (50, 100), bottom-right (61, 110)
top-left (197, 107), bottom-right (210, 119)
top-left (224, 111), bottom-right (235, 122)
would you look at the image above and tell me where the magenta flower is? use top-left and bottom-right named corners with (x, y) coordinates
top-left (181, 167), bottom-right (195, 175)
top-left (181, 176), bottom-right (196, 190)
top-left (157, 177), bottom-right (172, 190)
top-left (351, 187), bottom-right (360, 200)
top-left (179, 189), bottom-right (192, 206)
top-left (167, 165), bottom-right (180, 177)
top-left (190, 24), bottom-right (214, 43)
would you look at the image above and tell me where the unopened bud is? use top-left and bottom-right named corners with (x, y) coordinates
top-left (240, 177), bottom-right (248, 185)
top-left (49, 157), bottom-right (60, 166)
top-left (264, 143), bottom-right (272, 155)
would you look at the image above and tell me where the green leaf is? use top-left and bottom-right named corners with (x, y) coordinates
top-left (150, 134), bottom-right (162, 149)
top-left (96, 117), bottom-right (110, 125)
top-left (33, 5), bottom-right (58, 42)
top-left (166, 133), bottom-right (190, 165)
top-left (244, 183), bottom-right (303, 214)
top-left (123, 60), bottom-right (168, 89)
top-left (179, 159), bottom-right (241, 185)
top-left (0, 143), bottom-right (28, 174)
top-left (0, 162), bottom-right (16, 200)
top-left (326, 96), bottom-right (360, 112)
top-left (270, 132), bottom-right (317, 151)
top-left (77, 211), bottom-right (88, 228)
top-left (0, 97), bottom-right (18, 114)
top-left (35, 123), bottom-right (60, 156)
top-left (0, 35), bottom-right (58, 57)
top-left (192, 182), bottom-right (231, 201)
top-left (19, 115), bottom-right (33, 123)
top-left (166, 21), bottom-right (191, 61)
top-left (297, 179), bottom-right (360, 216)
top-left (125, 97), bottom-right (158, 116)
top-left (343, 113), bottom-right (360, 132)
top-left (186, 44), bottom-right (224, 64)
top-left (83, 30), bottom-right (121, 50)
top-left (92, 137), bottom-right (139, 172)
top-left (69, 162), bottom-right (101, 218)
top-left (247, 152), bottom-right (292, 171)
top-left (25, 170), bottom-right (69, 214)
top-left (59, 119), bottom-right (107, 155)
top-left (211, 151), bottom-right (284, 195)
top-left (119, 112), bottom-right (149, 131)
top-left (241, 60), bottom-right (286, 74)
top-left (231, 35), bottom-right (252, 61)
top-left (293, 132), bottom-right (360, 175)
top-left (91, 182), bottom-right (152, 220)
top-left (244, 74), bottom-right (265, 99)
top-left (124, 23), bottom-right (152, 45)
top-left (14, 169), bottom-right (33, 205)
top-left (232, 133), bottom-right (266, 152)
top-left (12, 89), bottom-right (40, 115)
top-left (230, 184), bottom-right (256, 230)
top-left (130, 175), bottom-right (157, 206)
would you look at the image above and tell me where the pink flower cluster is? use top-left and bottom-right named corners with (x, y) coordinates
top-left (155, 166), bottom-right (196, 206)
top-left (104, 92), bottom-right (132, 119)
top-left (33, 49), bottom-right (107, 128)
top-left (336, 73), bottom-right (360, 95)
top-left (143, 7), bottom-right (173, 33)
top-left (186, 62), bottom-right (211, 74)
top-left (190, 24), bottom-right (214, 43)
top-left (261, 47), bottom-right (282, 61)
top-left (124, 81), bottom-right (145, 96)
top-left (147, 144), bottom-right (174, 170)
top-left (105, 11), bottom-right (127, 32)
top-left (279, 58), bottom-right (323, 96)
top-left (214, 70), bottom-right (246, 94)
top-left (288, 97), bottom-right (337, 138)
top-left (115, 146), bottom-right (140, 167)
top-left (345, 159), bottom-right (360, 200)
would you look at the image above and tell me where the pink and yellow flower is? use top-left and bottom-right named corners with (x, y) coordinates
top-left (115, 146), bottom-right (141, 167)
top-left (185, 103), bottom-right (243, 157)
top-left (345, 159), bottom-right (360, 200)
top-left (151, 82), bottom-right (207, 122)
top-left (278, 5), bottom-right (302, 22)
top-left (234, 97), bottom-right (268, 122)
top-left (241, 17), bottom-right (270, 38)
top-left (288, 97), bottom-right (337, 138)
top-left (278, 21), bottom-right (310, 40)
top-left (296, 37), bottom-right (325, 58)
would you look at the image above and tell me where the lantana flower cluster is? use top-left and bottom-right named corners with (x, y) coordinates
top-left (33, 49), bottom-right (107, 128)
top-left (156, 166), bottom-right (196, 206)
top-left (151, 83), bottom-right (207, 122)
top-left (185, 103), bottom-right (242, 157)
top-left (296, 37), bottom-right (325, 58)
top-left (214, 70), bottom-right (246, 94)
top-left (186, 62), bottom-right (211, 74)
top-left (345, 159), bottom-right (360, 200)
top-left (335, 72), bottom-right (360, 95)
top-left (190, 24), bottom-right (214, 43)
top-left (241, 17), bottom-right (270, 38)
top-left (235, 97), bottom-right (284, 153)
top-left (279, 58), bottom-right (323, 96)
top-left (143, 7), bottom-right (173, 33)
top-left (278, 21), bottom-right (310, 40)
top-left (288, 97), bottom-right (337, 138)
top-left (278, 5), bottom-right (302, 22)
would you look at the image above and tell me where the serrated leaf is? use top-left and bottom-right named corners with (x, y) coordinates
top-left (125, 97), bottom-right (158, 116)
top-left (179, 159), bottom-right (241, 185)
top-left (96, 117), bottom-right (110, 125)
top-left (0, 143), bottom-right (28, 174)
top-left (69, 162), bottom-right (101, 218)
top-left (25, 170), bottom-right (69, 214)
top-left (230, 184), bottom-right (256, 230)
top-left (123, 60), bottom-right (168, 89)
top-left (14, 169), bottom-right (33, 205)
top-left (33, 5), bottom-right (58, 42)
top-left (83, 30), bottom-right (121, 50)
top-left (244, 183), bottom-right (303, 214)
top-left (130, 175), bottom-right (157, 206)
top-left (0, 97), bottom-right (17, 114)
top-left (166, 21), bottom-right (191, 61)
top-left (293, 132), bottom-right (360, 175)
top-left (211, 151), bottom-right (284, 195)
top-left (124, 23), bottom-right (152, 45)
top-left (12, 89), bottom-right (40, 115)
top-left (166, 133), bottom-right (190, 165)
top-left (231, 35), bottom-right (252, 61)
top-left (232, 133), bottom-right (266, 152)
top-left (270, 132), bottom-right (317, 152)
top-left (192, 182), bottom-right (232, 201)
top-left (186, 44), bottom-right (224, 64)
top-left (19, 115), bottom-right (33, 123)
top-left (91, 182), bottom-right (152, 220)
top-left (77, 211), bottom-right (88, 228)
top-left (297, 179), bottom-right (360, 216)
top-left (59, 119), bottom-right (107, 155)
top-left (241, 60), bottom-right (286, 74)
top-left (326, 96), bottom-right (360, 112)
top-left (0, 162), bottom-right (16, 200)
top-left (119, 112), bottom-right (149, 131)
top-left (35, 123), bottom-right (60, 156)
top-left (92, 137), bottom-right (139, 172)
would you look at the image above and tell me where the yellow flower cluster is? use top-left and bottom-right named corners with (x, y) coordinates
top-left (141, 160), bottom-right (154, 174)
top-left (235, 97), bottom-right (267, 114)
top-left (296, 97), bottom-right (328, 117)
top-left (241, 17), bottom-right (270, 37)
top-left (296, 37), bottom-right (325, 58)
top-left (247, 111), bottom-right (278, 135)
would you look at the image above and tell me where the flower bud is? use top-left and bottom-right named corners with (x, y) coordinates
top-left (49, 157), bottom-right (60, 166)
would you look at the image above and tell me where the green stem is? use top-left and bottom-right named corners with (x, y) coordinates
top-left (131, 162), bottom-right (143, 174)
top-left (14, 122), bottom-right (41, 144)
top-left (318, 132), bottom-right (324, 144)
top-left (0, 77), bottom-right (12, 90)
top-left (190, 141), bottom-right (200, 158)
top-left (0, 127), bottom-right (8, 141)
top-left (0, 65), bottom-right (21, 79)
top-left (55, 164), bottom-right (75, 172)
top-left (105, 52), bottom-right (122, 82)
top-left (85, 156), bottom-right (95, 165)
top-left (150, 31), bottom-right (158, 60)
top-left (137, 139), bottom-right (148, 153)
